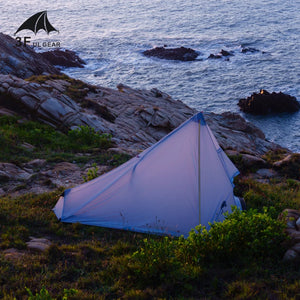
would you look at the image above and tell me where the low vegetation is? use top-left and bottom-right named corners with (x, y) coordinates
top-left (263, 150), bottom-right (300, 180)
top-left (0, 115), bottom-right (300, 298)
top-left (82, 163), bottom-right (99, 182)
top-left (0, 115), bottom-right (129, 166)
top-left (0, 178), bottom-right (300, 299)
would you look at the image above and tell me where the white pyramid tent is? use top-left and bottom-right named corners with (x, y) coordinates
top-left (54, 112), bottom-right (240, 237)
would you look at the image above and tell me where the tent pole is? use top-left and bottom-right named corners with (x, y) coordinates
top-left (198, 119), bottom-right (201, 225)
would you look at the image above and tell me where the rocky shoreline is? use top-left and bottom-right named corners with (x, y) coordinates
top-left (0, 32), bottom-right (297, 197)
top-left (1, 32), bottom-right (300, 265)
top-left (1, 72), bottom-right (290, 197)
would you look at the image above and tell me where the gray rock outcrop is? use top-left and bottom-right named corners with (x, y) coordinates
top-left (204, 111), bottom-right (281, 156)
top-left (0, 33), bottom-right (59, 78)
top-left (0, 162), bottom-right (32, 182)
top-left (0, 74), bottom-right (283, 156)
top-left (0, 74), bottom-right (110, 133)
top-left (40, 49), bottom-right (86, 68)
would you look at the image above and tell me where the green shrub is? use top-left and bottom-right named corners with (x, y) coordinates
top-left (26, 286), bottom-right (53, 300)
top-left (46, 244), bottom-right (64, 264)
top-left (123, 208), bottom-right (288, 297)
top-left (26, 286), bottom-right (78, 300)
top-left (1, 225), bottom-right (29, 249)
top-left (26, 74), bottom-right (70, 84)
top-left (67, 126), bottom-right (112, 149)
top-left (130, 237), bottom-right (180, 285)
top-left (243, 180), bottom-right (300, 216)
top-left (83, 163), bottom-right (99, 182)
top-left (184, 207), bottom-right (287, 266)
top-left (225, 280), bottom-right (260, 299)
top-left (0, 116), bottom-right (113, 163)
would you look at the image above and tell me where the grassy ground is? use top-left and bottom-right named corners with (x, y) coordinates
top-left (0, 115), bottom-right (130, 166)
top-left (0, 180), bottom-right (300, 299)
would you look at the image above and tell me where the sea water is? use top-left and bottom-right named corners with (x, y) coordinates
top-left (1, 0), bottom-right (299, 151)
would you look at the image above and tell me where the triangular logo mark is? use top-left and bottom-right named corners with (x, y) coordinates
top-left (15, 11), bottom-right (59, 35)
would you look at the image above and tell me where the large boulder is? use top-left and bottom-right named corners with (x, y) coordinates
top-left (143, 46), bottom-right (198, 61)
top-left (0, 32), bottom-right (59, 78)
top-left (40, 49), bottom-right (86, 68)
top-left (238, 89), bottom-right (300, 114)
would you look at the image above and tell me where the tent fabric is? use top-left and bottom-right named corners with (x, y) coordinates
top-left (53, 112), bottom-right (239, 237)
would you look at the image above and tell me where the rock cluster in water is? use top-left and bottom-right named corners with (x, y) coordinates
top-left (143, 45), bottom-right (264, 62)
top-left (143, 46), bottom-right (199, 61)
top-left (208, 49), bottom-right (234, 60)
top-left (40, 49), bottom-right (86, 68)
top-left (241, 47), bottom-right (261, 53)
top-left (238, 89), bottom-right (300, 114)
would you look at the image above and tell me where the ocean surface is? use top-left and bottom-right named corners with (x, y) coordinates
top-left (1, 0), bottom-right (299, 151)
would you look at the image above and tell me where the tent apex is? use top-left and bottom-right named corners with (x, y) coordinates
top-left (192, 112), bottom-right (206, 125)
